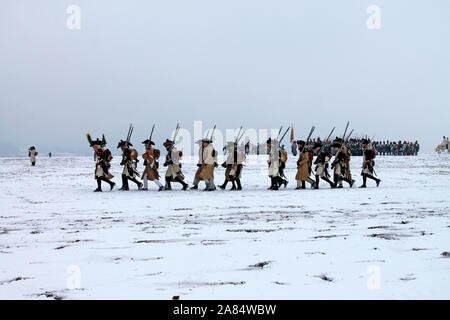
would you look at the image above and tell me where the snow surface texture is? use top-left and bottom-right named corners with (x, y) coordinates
top-left (0, 154), bottom-right (449, 300)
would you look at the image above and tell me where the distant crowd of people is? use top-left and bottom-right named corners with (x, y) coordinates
top-left (244, 138), bottom-right (420, 156)
top-left (370, 140), bottom-right (420, 156)
top-left (302, 139), bottom-right (420, 156)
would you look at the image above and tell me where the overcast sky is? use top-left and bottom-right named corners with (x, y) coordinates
top-left (1, 0), bottom-right (449, 155)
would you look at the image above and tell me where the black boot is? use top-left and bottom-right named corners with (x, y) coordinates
top-left (165, 177), bottom-right (172, 190)
top-left (175, 177), bottom-right (188, 190)
top-left (94, 178), bottom-right (102, 192)
top-left (366, 174), bottom-right (381, 187)
top-left (268, 177), bottom-right (277, 190)
top-left (343, 178), bottom-right (355, 188)
top-left (129, 177), bottom-right (143, 190)
top-left (277, 177), bottom-right (288, 188)
top-left (230, 180), bottom-right (237, 190)
top-left (333, 174), bottom-right (340, 187)
top-left (272, 177), bottom-right (279, 190)
top-left (119, 174), bottom-right (129, 191)
top-left (313, 176), bottom-right (319, 189)
top-left (101, 177), bottom-right (115, 191)
top-left (360, 175), bottom-right (367, 188)
top-left (219, 181), bottom-right (228, 190)
top-left (323, 177), bottom-right (335, 188)
top-left (268, 177), bottom-right (274, 190)
top-left (236, 178), bottom-right (242, 190)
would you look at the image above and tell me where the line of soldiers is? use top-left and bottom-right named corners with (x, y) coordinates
top-left (87, 132), bottom-right (380, 192)
top-left (375, 141), bottom-right (420, 156)
top-left (89, 136), bottom-right (188, 192)
top-left (88, 133), bottom-right (241, 193)
top-left (267, 137), bottom-right (380, 190)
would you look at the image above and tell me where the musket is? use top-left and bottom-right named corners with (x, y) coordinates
top-left (237, 129), bottom-right (245, 145)
top-left (276, 126), bottom-right (283, 140)
top-left (317, 127), bottom-right (335, 155)
top-left (326, 127), bottom-right (336, 143)
top-left (125, 123), bottom-right (134, 148)
top-left (345, 129), bottom-right (354, 142)
top-left (235, 126), bottom-right (243, 145)
top-left (279, 126), bottom-right (291, 144)
top-left (173, 123), bottom-right (180, 140)
top-left (169, 123), bottom-right (180, 151)
top-left (148, 124), bottom-right (155, 145)
top-left (306, 126), bottom-right (316, 145)
top-left (297, 126), bottom-right (316, 158)
top-left (342, 121), bottom-right (350, 140)
top-left (209, 124), bottom-right (216, 141)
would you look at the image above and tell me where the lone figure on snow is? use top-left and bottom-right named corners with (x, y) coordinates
top-left (28, 146), bottom-right (38, 166)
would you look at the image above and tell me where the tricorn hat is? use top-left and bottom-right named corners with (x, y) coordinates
top-left (296, 140), bottom-right (306, 145)
top-left (202, 138), bottom-right (212, 143)
top-left (28, 146), bottom-right (36, 150)
top-left (163, 139), bottom-right (174, 147)
top-left (361, 138), bottom-right (370, 144)
top-left (142, 139), bottom-right (155, 146)
top-left (313, 142), bottom-right (322, 149)
top-left (90, 139), bottom-right (102, 147)
top-left (117, 140), bottom-right (132, 148)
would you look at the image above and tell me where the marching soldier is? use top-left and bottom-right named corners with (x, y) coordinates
top-left (267, 138), bottom-right (288, 190)
top-left (28, 146), bottom-right (38, 166)
top-left (89, 137), bottom-right (115, 192)
top-left (219, 141), bottom-right (246, 190)
top-left (191, 138), bottom-right (217, 191)
top-left (162, 139), bottom-right (189, 190)
top-left (313, 142), bottom-right (335, 189)
top-left (141, 139), bottom-right (163, 191)
top-left (331, 138), bottom-right (355, 188)
top-left (295, 140), bottom-right (316, 189)
top-left (118, 140), bottom-right (143, 191)
top-left (360, 139), bottom-right (381, 188)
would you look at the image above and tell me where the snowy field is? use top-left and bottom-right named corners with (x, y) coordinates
top-left (0, 154), bottom-right (449, 300)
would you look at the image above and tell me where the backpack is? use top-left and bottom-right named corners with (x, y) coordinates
top-left (130, 149), bottom-right (139, 160)
top-left (103, 149), bottom-right (113, 162)
top-left (280, 150), bottom-right (288, 163)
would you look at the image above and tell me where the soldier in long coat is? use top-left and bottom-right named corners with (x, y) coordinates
top-left (191, 138), bottom-right (217, 191)
top-left (360, 139), bottom-right (381, 188)
top-left (331, 138), bottom-right (355, 188)
top-left (219, 142), bottom-right (246, 190)
top-left (90, 138), bottom-right (115, 192)
top-left (295, 140), bottom-right (316, 189)
top-left (141, 139), bottom-right (163, 191)
top-left (267, 138), bottom-right (288, 190)
top-left (313, 142), bottom-right (335, 189)
top-left (118, 140), bottom-right (143, 191)
top-left (163, 139), bottom-right (188, 190)
top-left (28, 146), bottom-right (37, 166)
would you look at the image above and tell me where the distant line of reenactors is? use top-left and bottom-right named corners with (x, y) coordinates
top-left (85, 123), bottom-right (382, 192)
